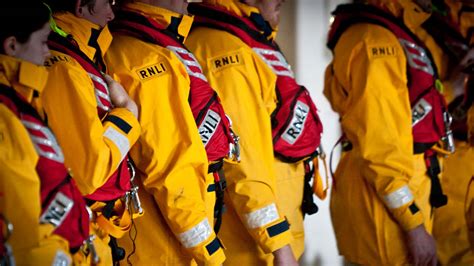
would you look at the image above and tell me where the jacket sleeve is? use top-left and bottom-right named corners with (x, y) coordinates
top-left (42, 54), bottom-right (141, 195)
top-left (329, 24), bottom-right (424, 231)
top-left (105, 47), bottom-right (225, 265)
top-left (0, 105), bottom-right (71, 265)
top-left (196, 44), bottom-right (293, 253)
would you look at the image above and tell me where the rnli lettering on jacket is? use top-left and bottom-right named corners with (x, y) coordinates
top-left (327, 3), bottom-right (447, 153)
top-left (188, 3), bottom-right (323, 162)
top-left (47, 33), bottom-right (132, 201)
top-left (110, 10), bottom-right (235, 165)
top-left (0, 85), bottom-right (89, 250)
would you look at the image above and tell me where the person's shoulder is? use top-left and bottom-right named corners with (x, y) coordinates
top-left (187, 26), bottom-right (251, 55)
top-left (44, 50), bottom-right (83, 70)
top-left (337, 23), bottom-right (402, 60)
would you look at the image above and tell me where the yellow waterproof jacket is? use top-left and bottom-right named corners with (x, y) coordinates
top-left (0, 55), bottom-right (72, 265)
top-left (42, 13), bottom-right (141, 196)
top-left (105, 3), bottom-right (225, 265)
top-left (186, 0), bottom-right (293, 259)
top-left (467, 176), bottom-right (474, 249)
top-left (324, 2), bottom-right (434, 265)
top-left (416, 2), bottom-right (474, 264)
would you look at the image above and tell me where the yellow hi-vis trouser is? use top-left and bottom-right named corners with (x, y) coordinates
top-left (433, 141), bottom-right (474, 265)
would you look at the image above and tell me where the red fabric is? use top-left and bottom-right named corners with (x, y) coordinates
top-left (0, 88), bottom-right (89, 250)
top-left (327, 4), bottom-right (447, 146)
top-left (48, 35), bottom-right (131, 201)
top-left (191, 4), bottom-right (323, 162)
top-left (111, 9), bottom-right (234, 163)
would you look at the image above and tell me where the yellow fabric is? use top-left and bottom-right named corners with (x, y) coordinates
top-left (414, 3), bottom-right (474, 263)
top-left (467, 176), bottom-right (474, 250)
top-left (324, 12), bottom-right (433, 263)
top-left (105, 3), bottom-right (224, 265)
top-left (433, 141), bottom-right (474, 265)
top-left (186, 2), bottom-right (293, 261)
top-left (42, 12), bottom-right (141, 195)
top-left (72, 223), bottom-right (113, 266)
top-left (0, 55), bottom-right (72, 265)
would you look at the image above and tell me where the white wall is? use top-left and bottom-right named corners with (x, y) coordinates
top-left (289, 0), bottom-right (349, 265)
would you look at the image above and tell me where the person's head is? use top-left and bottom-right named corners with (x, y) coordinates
top-left (0, 2), bottom-right (51, 65)
top-left (242, 0), bottom-right (285, 28)
top-left (44, 0), bottom-right (115, 27)
top-left (413, 0), bottom-right (432, 12)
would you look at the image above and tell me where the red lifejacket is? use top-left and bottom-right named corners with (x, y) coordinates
top-left (327, 3), bottom-right (449, 207)
top-left (189, 4), bottom-right (323, 162)
top-left (47, 33), bottom-right (131, 202)
top-left (422, 6), bottom-right (473, 141)
top-left (188, 3), bottom-right (323, 163)
top-left (110, 10), bottom-right (235, 169)
top-left (0, 85), bottom-right (89, 250)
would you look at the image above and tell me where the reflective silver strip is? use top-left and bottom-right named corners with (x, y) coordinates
top-left (398, 39), bottom-right (434, 76)
top-left (103, 126), bottom-right (130, 163)
top-left (21, 120), bottom-right (65, 163)
top-left (252, 48), bottom-right (294, 77)
top-left (167, 45), bottom-right (208, 81)
top-left (88, 73), bottom-right (111, 112)
top-left (383, 185), bottom-right (414, 209)
top-left (244, 203), bottom-right (279, 229)
top-left (177, 219), bottom-right (212, 248)
top-left (51, 250), bottom-right (72, 266)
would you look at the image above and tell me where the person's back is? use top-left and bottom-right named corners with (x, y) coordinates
top-left (325, 1), bottom-right (448, 265)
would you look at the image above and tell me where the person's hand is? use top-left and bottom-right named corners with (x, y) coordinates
top-left (273, 244), bottom-right (298, 266)
top-left (406, 225), bottom-right (437, 266)
top-left (104, 74), bottom-right (138, 118)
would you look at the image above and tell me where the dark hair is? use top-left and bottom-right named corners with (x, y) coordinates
top-left (43, 0), bottom-right (97, 14)
top-left (0, 1), bottom-right (50, 52)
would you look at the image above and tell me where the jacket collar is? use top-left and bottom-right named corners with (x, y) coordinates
top-left (200, 0), bottom-right (277, 40)
top-left (54, 12), bottom-right (112, 62)
top-left (123, 2), bottom-right (194, 43)
top-left (0, 55), bottom-right (48, 103)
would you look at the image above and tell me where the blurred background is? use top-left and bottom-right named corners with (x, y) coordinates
top-left (275, 0), bottom-right (349, 265)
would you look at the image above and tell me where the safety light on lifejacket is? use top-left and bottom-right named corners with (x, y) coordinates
top-left (43, 2), bottom-right (69, 38)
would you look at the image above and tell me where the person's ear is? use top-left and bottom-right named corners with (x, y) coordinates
top-left (3, 36), bottom-right (18, 57)
top-left (75, 0), bottom-right (85, 17)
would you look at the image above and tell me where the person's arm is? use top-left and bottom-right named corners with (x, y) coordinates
top-left (106, 48), bottom-right (225, 265)
top-left (329, 24), bottom-right (436, 264)
top-left (42, 55), bottom-right (141, 195)
top-left (0, 105), bottom-right (71, 265)
top-left (201, 46), bottom-right (293, 253)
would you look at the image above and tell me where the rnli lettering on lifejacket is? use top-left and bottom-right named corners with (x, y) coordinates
top-left (136, 63), bottom-right (168, 81)
top-left (40, 192), bottom-right (74, 227)
top-left (44, 55), bottom-right (69, 67)
top-left (198, 110), bottom-right (221, 146)
top-left (281, 101), bottom-right (310, 145)
top-left (368, 45), bottom-right (397, 58)
top-left (412, 98), bottom-right (433, 126)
